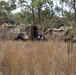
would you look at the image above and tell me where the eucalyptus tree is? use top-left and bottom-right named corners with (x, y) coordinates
top-left (71, 0), bottom-right (76, 14)
top-left (61, 0), bottom-right (76, 15)
top-left (34, 0), bottom-right (53, 22)
top-left (0, 1), bottom-right (16, 23)
top-left (61, 0), bottom-right (76, 21)
top-left (8, 0), bottom-right (54, 23)
top-left (59, 0), bottom-right (71, 16)
top-left (60, 0), bottom-right (65, 16)
top-left (6, 0), bottom-right (16, 18)
top-left (15, 0), bottom-right (36, 22)
top-left (54, 6), bottom-right (62, 16)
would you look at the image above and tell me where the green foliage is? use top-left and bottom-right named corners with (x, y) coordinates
top-left (12, 11), bottom-right (33, 23)
top-left (12, 12), bottom-right (24, 23)
top-left (0, 1), bottom-right (8, 11)
top-left (0, 12), bottom-right (8, 24)
top-left (55, 6), bottom-right (62, 12)
top-left (60, 0), bottom-right (65, 3)
top-left (0, 0), bottom-right (76, 29)
top-left (18, 0), bottom-right (25, 4)
top-left (10, 4), bottom-right (16, 10)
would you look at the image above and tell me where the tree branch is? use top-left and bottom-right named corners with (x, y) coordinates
top-left (17, 4), bottom-right (32, 11)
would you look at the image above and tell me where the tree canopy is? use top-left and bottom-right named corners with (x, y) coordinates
top-left (0, 0), bottom-right (76, 28)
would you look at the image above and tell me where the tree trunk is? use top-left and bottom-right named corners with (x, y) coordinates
top-left (37, 3), bottom-right (42, 23)
top-left (32, 7), bottom-right (35, 21)
top-left (38, 7), bottom-right (41, 23)
top-left (72, 0), bottom-right (76, 15)
top-left (73, 0), bottom-right (75, 11)
top-left (32, 0), bottom-right (35, 22)
top-left (62, 2), bottom-right (64, 16)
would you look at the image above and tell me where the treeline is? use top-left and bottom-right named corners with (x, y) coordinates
top-left (0, 0), bottom-right (76, 28)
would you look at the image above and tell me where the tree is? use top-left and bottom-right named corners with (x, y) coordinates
top-left (32, 0), bottom-right (53, 23)
top-left (60, 0), bottom-right (65, 16)
top-left (0, 1), bottom-right (9, 24)
top-left (0, 0), bottom-right (16, 23)
top-left (54, 6), bottom-right (62, 16)
top-left (71, 0), bottom-right (76, 12)
top-left (17, 0), bottom-right (35, 22)
top-left (10, 0), bottom-right (54, 23)
top-left (0, 12), bottom-right (8, 24)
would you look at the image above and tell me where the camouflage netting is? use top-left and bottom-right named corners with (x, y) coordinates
top-left (44, 28), bottom-right (76, 42)
top-left (0, 24), bottom-right (26, 41)
top-left (63, 29), bottom-right (76, 42)
top-left (0, 22), bottom-right (76, 42)
top-left (44, 17), bottom-right (76, 42)
top-left (45, 31), bottom-right (64, 41)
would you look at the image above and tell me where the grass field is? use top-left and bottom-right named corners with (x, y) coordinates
top-left (0, 41), bottom-right (76, 75)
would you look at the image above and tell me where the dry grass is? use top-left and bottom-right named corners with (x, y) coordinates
top-left (0, 41), bottom-right (76, 75)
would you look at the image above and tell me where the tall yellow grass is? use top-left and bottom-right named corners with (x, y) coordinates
top-left (0, 41), bottom-right (76, 75)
